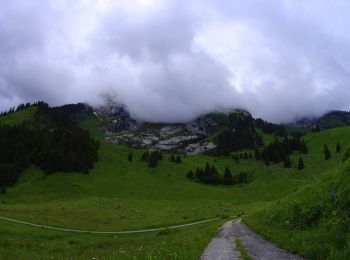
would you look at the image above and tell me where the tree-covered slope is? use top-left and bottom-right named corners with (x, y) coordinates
top-left (0, 103), bottom-right (99, 189)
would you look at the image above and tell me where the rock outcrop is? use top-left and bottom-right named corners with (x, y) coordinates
top-left (96, 103), bottom-right (218, 154)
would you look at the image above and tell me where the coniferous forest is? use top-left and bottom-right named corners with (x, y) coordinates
top-left (0, 102), bottom-right (99, 188)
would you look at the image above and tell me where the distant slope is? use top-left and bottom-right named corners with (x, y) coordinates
top-left (317, 110), bottom-right (350, 129)
top-left (290, 110), bottom-right (350, 130)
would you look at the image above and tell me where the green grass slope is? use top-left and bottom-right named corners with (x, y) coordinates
top-left (0, 107), bottom-right (37, 126)
top-left (245, 127), bottom-right (350, 259)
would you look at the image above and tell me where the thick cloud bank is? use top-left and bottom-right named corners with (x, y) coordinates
top-left (1, 0), bottom-right (350, 122)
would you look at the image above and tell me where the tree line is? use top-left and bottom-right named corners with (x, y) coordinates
top-left (0, 102), bottom-right (35, 116)
top-left (137, 151), bottom-right (183, 167)
top-left (258, 136), bottom-right (308, 165)
top-left (140, 150), bottom-right (163, 167)
top-left (186, 162), bottom-right (250, 185)
top-left (255, 118), bottom-right (287, 136)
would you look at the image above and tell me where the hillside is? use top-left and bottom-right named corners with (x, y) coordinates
top-left (0, 104), bottom-right (349, 259)
top-left (291, 110), bottom-right (350, 130)
top-left (318, 111), bottom-right (350, 129)
top-left (244, 127), bottom-right (350, 259)
top-left (0, 103), bottom-right (99, 189)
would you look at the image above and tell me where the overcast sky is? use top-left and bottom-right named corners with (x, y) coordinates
top-left (1, 0), bottom-right (350, 122)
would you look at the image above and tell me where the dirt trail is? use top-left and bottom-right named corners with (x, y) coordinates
top-left (201, 219), bottom-right (303, 260)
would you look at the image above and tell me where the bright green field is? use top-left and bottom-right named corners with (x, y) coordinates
top-left (0, 112), bottom-right (349, 259)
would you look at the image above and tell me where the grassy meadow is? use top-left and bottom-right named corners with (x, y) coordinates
top-left (0, 111), bottom-right (350, 259)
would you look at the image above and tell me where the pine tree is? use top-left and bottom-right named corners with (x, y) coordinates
top-left (186, 170), bottom-right (194, 179)
top-left (301, 141), bottom-right (308, 154)
top-left (297, 157), bottom-right (305, 170)
top-left (170, 154), bottom-right (175, 162)
top-left (244, 152), bottom-right (248, 159)
top-left (238, 172), bottom-right (248, 183)
top-left (313, 125), bottom-right (321, 132)
top-left (141, 151), bottom-right (150, 162)
top-left (205, 162), bottom-right (211, 175)
top-left (235, 158), bottom-right (239, 164)
top-left (209, 165), bottom-right (221, 184)
top-left (148, 155), bottom-right (158, 168)
top-left (336, 142), bottom-right (341, 153)
top-left (284, 157), bottom-right (292, 168)
top-left (224, 167), bottom-right (233, 185)
top-left (324, 145), bottom-right (331, 160)
top-left (175, 155), bottom-right (182, 164)
top-left (128, 152), bottom-right (133, 162)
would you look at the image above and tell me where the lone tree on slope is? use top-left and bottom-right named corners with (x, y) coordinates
top-left (336, 142), bottom-right (341, 153)
top-left (224, 167), bottom-right (233, 185)
top-left (324, 145), bottom-right (331, 160)
top-left (284, 157), bottom-right (292, 168)
top-left (297, 157), bottom-right (305, 170)
top-left (128, 152), bottom-right (133, 162)
top-left (175, 155), bottom-right (182, 164)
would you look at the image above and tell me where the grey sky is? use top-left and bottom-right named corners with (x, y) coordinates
top-left (0, 0), bottom-right (350, 122)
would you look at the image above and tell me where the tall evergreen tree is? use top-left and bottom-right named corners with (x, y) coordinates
top-left (244, 152), bottom-right (248, 159)
top-left (127, 152), bottom-right (133, 162)
top-left (336, 142), bottom-right (341, 153)
top-left (141, 151), bottom-right (150, 162)
top-left (175, 155), bottom-right (182, 164)
top-left (284, 157), bottom-right (292, 168)
top-left (148, 155), bottom-right (158, 167)
top-left (205, 162), bottom-right (211, 176)
top-left (254, 149), bottom-right (260, 160)
top-left (297, 157), bottom-right (305, 170)
top-left (224, 167), bottom-right (233, 185)
top-left (186, 170), bottom-right (194, 179)
top-left (238, 172), bottom-right (248, 183)
top-left (324, 145), bottom-right (331, 160)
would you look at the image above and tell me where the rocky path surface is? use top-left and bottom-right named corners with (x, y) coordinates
top-left (201, 219), bottom-right (304, 260)
top-left (201, 221), bottom-right (241, 260)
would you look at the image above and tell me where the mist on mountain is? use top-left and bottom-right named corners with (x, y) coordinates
top-left (1, 0), bottom-right (350, 123)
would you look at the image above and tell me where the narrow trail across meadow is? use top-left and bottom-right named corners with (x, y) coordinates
top-left (201, 219), bottom-right (304, 260)
top-left (0, 216), bottom-right (219, 234)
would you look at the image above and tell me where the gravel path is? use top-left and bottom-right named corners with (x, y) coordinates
top-left (201, 219), bottom-right (304, 260)
top-left (201, 221), bottom-right (241, 260)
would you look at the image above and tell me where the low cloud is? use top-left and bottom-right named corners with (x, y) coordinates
top-left (1, 0), bottom-right (350, 122)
